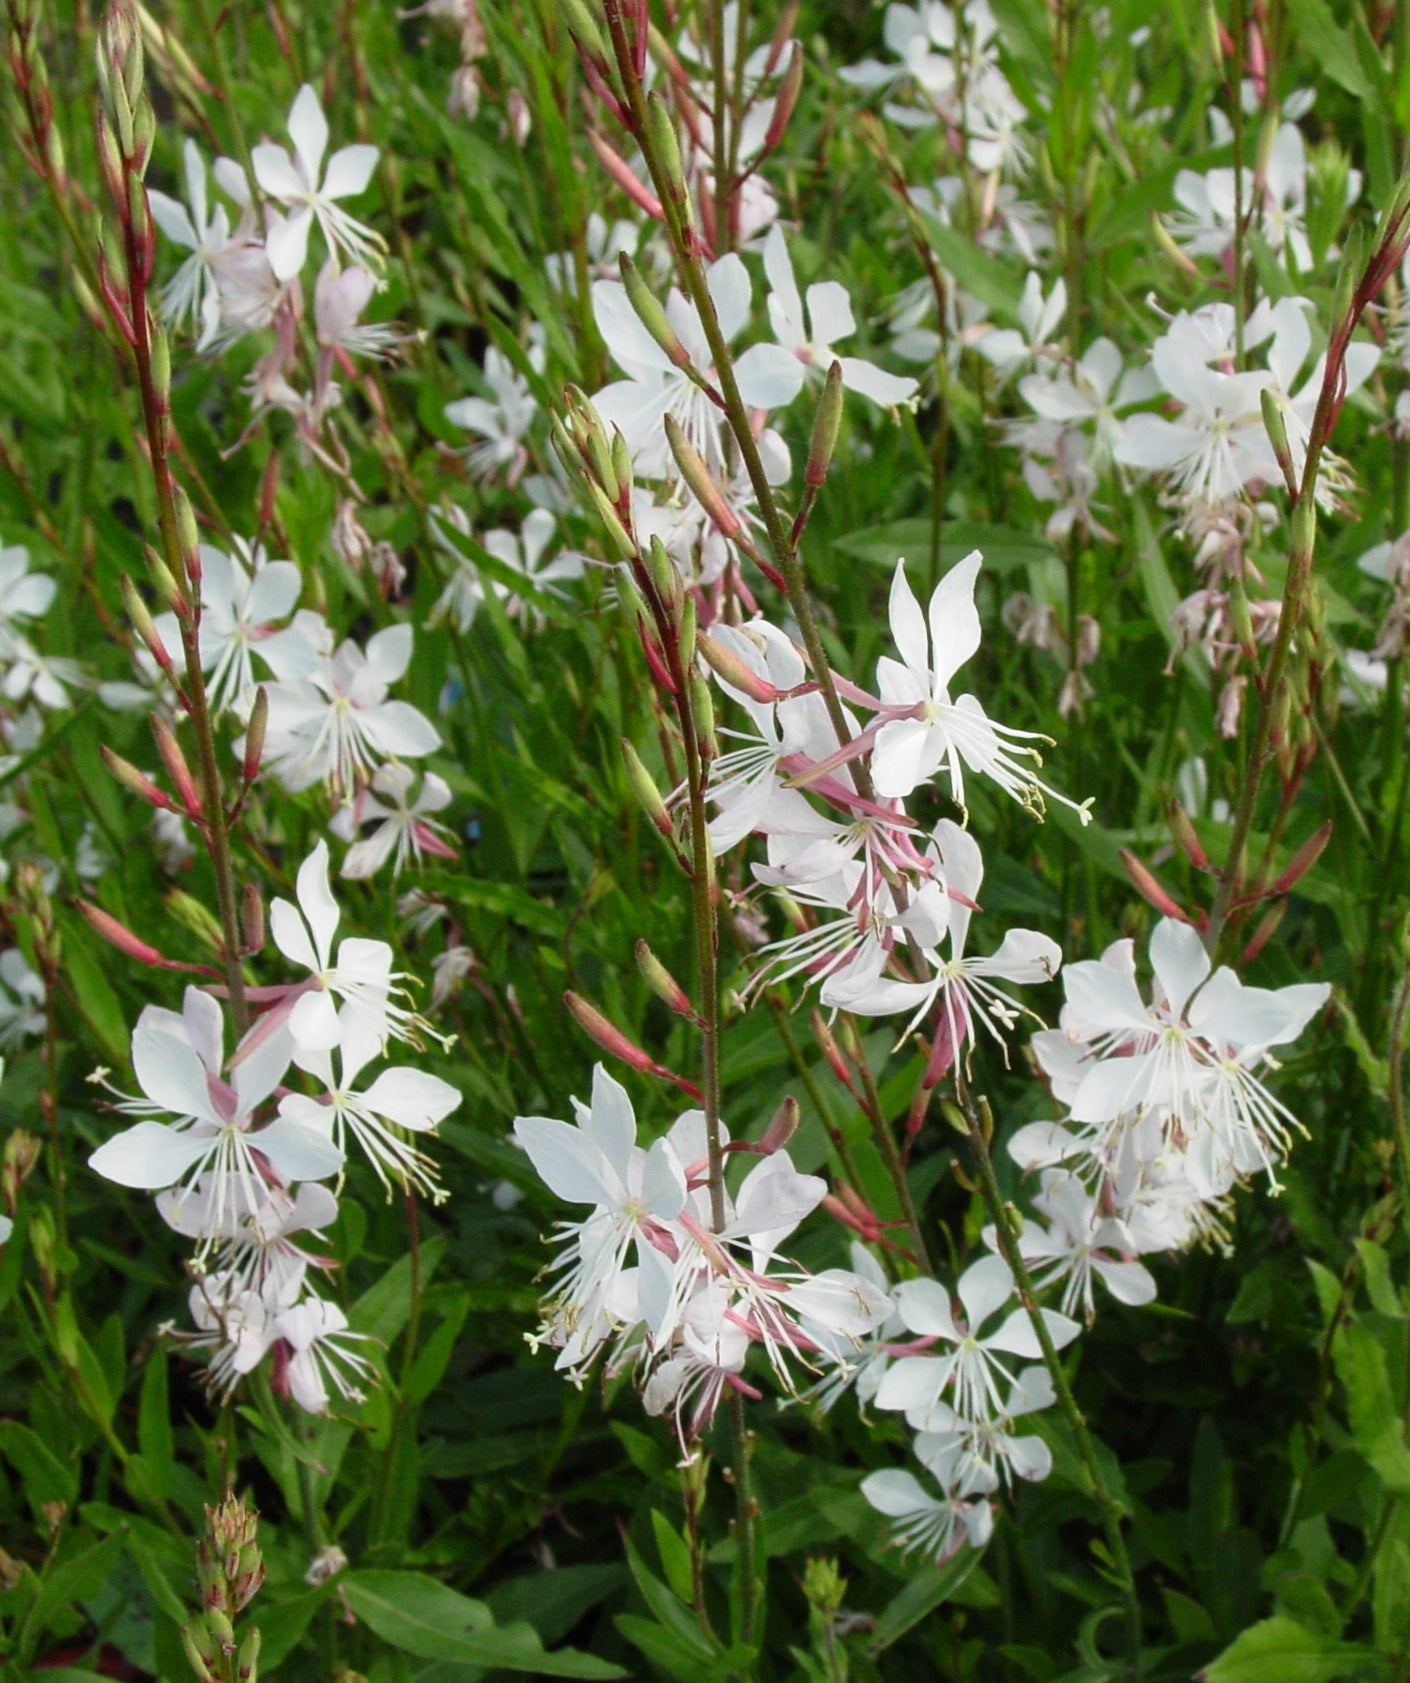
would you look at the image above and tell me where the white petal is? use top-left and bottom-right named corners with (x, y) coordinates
top-left (321, 144), bottom-right (378, 200)
top-left (359, 1067), bottom-right (461, 1129)
top-left (89, 1121), bottom-right (211, 1189)
top-left (733, 343), bottom-right (805, 409)
top-left (252, 1114), bottom-right (345, 1181)
top-left (287, 84), bottom-right (329, 183)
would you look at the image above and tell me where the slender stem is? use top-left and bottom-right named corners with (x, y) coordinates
top-left (1388, 929), bottom-right (1410, 1215)
top-left (956, 1080), bottom-right (1141, 1678)
top-left (842, 1017), bottom-right (932, 1274)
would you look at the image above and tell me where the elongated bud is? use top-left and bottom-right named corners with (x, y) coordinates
top-left (811, 1009), bottom-right (856, 1092)
top-left (697, 634), bottom-right (778, 703)
top-left (619, 253), bottom-right (690, 368)
top-left (172, 485), bottom-right (200, 573)
top-left (587, 129), bottom-right (664, 220)
top-left (206, 1607), bottom-right (236, 1652)
top-left (610, 427), bottom-right (634, 502)
top-left (165, 890), bottom-right (224, 953)
top-left (564, 992), bottom-right (654, 1072)
top-left (181, 1623), bottom-right (217, 1682)
top-left (759, 1095), bottom-right (799, 1154)
top-left (78, 900), bottom-right (165, 965)
top-left (646, 535), bottom-right (683, 612)
top-left (1148, 209), bottom-right (1203, 278)
top-left (151, 714), bottom-right (202, 815)
top-left (241, 884), bottom-right (264, 955)
top-left (635, 939), bottom-right (696, 1017)
top-left (100, 744), bottom-right (176, 811)
top-left (565, 386), bottom-right (619, 500)
top-left (1330, 225), bottom-right (1366, 331)
top-left (143, 543), bottom-right (185, 611)
top-left (1119, 848), bottom-right (1192, 923)
top-left (764, 40), bottom-right (804, 148)
top-left (621, 738), bottom-right (673, 836)
top-left (237, 1625), bottom-right (260, 1682)
top-left (1271, 819), bottom-right (1332, 895)
top-left (1241, 899), bottom-right (1287, 964)
top-left (1169, 801), bottom-right (1213, 873)
top-left (645, 91), bottom-right (693, 228)
top-left (242, 687), bottom-right (268, 783)
top-left (664, 415), bottom-right (739, 537)
top-left (1260, 389), bottom-right (1297, 497)
top-left (588, 482), bottom-right (636, 560)
top-left (677, 590), bottom-right (697, 658)
top-left (690, 671), bottom-right (718, 759)
top-left (1227, 585), bottom-right (1256, 656)
top-left (150, 321), bottom-right (171, 410)
top-left (560, 0), bottom-right (608, 65)
top-left (806, 361), bottom-right (845, 488)
top-left (1290, 497), bottom-right (1317, 564)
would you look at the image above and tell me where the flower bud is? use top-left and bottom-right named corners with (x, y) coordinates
top-left (645, 92), bottom-right (693, 229)
top-left (690, 671), bottom-right (718, 759)
top-left (1260, 388), bottom-right (1297, 497)
top-left (151, 714), bottom-right (202, 816)
top-left (764, 39), bottom-right (804, 150)
top-left (621, 739), bottom-right (673, 837)
top-left (664, 415), bottom-right (738, 538)
top-left (181, 1622), bottom-right (217, 1683)
top-left (1241, 899), bottom-right (1287, 965)
top-left (101, 745), bottom-right (176, 812)
top-left (205, 1606), bottom-right (236, 1653)
top-left (1119, 848), bottom-right (1192, 924)
top-left (237, 1624), bottom-right (261, 1682)
top-left (172, 485), bottom-right (200, 574)
top-left (619, 253), bottom-right (690, 369)
top-left (588, 483), bottom-right (636, 560)
top-left (565, 990), bottom-right (655, 1072)
top-left (646, 535), bottom-right (683, 612)
top-left (559, 0), bottom-right (608, 65)
top-left (697, 635), bottom-right (779, 704)
top-left (242, 686), bottom-right (268, 784)
top-left (78, 899), bottom-right (165, 965)
top-left (142, 545), bottom-right (186, 613)
top-left (806, 361), bottom-right (844, 489)
top-left (758, 1095), bottom-right (799, 1154)
top-left (1168, 801), bottom-right (1213, 873)
top-left (241, 884), bottom-right (265, 955)
top-left (3, 1129), bottom-right (41, 1212)
top-left (1270, 819), bottom-right (1332, 895)
top-left (635, 939), bottom-right (696, 1018)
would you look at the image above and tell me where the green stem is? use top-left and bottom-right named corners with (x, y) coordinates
top-left (957, 1080), bottom-right (1141, 1679)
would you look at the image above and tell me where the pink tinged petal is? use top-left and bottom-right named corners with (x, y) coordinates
top-left (251, 143), bottom-right (305, 203)
top-left (586, 1064), bottom-right (636, 1177)
top-left (1005, 1434), bottom-right (1053, 1481)
top-left (972, 927), bottom-right (1062, 985)
top-left (148, 190), bottom-right (199, 250)
top-left (706, 253), bottom-right (751, 342)
top-left (1093, 1257), bottom-right (1158, 1306)
top-left (360, 1067), bottom-right (460, 1129)
top-left (935, 816), bottom-right (984, 907)
top-left (762, 226), bottom-right (805, 347)
top-left (837, 357), bottom-right (918, 406)
top-left (89, 1120), bottom-right (213, 1189)
top-left (362, 700), bottom-right (440, 758)
top-left (729, 1153), bottom-right (826, 1260)
top-left (640, 1138), bottom-right (685, 1220)
top-left (321, 144), bottom-right (378, 200)
top-left (252, 1114), bottom-right (345, 1181)
top-left (270, 898), bottom-right (320, 973)
top-left (957, 1253), bottom-right (1015, 1330)
top-left (792, 1268), bottom-right (892, 1338)
top-left (231, 1029), bottom-right (294, 1115)
top-left (861, 1468), bottom-right (937, 1519)
top-left (295, 840), bottom-right (341, 966)
top-left (979, 1317), bottom-right (1042, 1364)
top-left (591, 280), bottom-right (674, 375)
top-left (287, 84), bottom-right (329, 183)
top-left (928, 550), bottom-right (983, 688)
top-left (873, 1357), bottom-right (946, 1414)
top-left (1061, 958), bottom-right (1150, 1034)
top-left (893, 1276), bottom-right (959, 1339)
top-left (365, 622), bottom-right (413, 686)
top-left (733, 343), bottom-right (806, 408)
top-left (871, 718), bottom-right (941, 800)
top-left (132, 1023), bottom-right (220, 1121)
top-left (888, 559), bottom-right (929, 673)
top-left (288, 990), bottom-right (341, 1052)
top-left (1149, 917), bottom-right (1209, 1018)
top-left (265, 207), bottom-right (313, 282)
top-left (806, 282), bottom-right (856, 350)
top-left (514, 1114), bottom-right (615, 1205)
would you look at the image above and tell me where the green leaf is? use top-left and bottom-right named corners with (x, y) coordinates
top-left (60, 915), bottom-right (130, 1064)
top-left (0, 1420), bottom-right (78, 1509)
top-left (915, 214), bottom-right (1021, 318)
top-left (834, 519), bottom-right (1054, 572)
top-left (28, 1533), bottom-right (126, 1647)
top-left (870, 1549), bottom-right (983, 1651)
top-left (1332, 1320), bottom-right (1410, 1494)
top-left (651, 1512), bottom-right (696, 1607)
top-left (487, 1565), bottom-right (626, 1647)
top-left (1284, 0), bottom-right (1375, 100)
top-left (1198, 1614), bottom-right (1381, 1681)
top-left (341, 1570), bottom-right (626, 1678)
top-left (135, 1349), bottom-right (173, 1499)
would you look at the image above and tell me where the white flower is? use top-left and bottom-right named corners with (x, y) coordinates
top-left (874, 1254), bottom-right (1078, 1423)
top-left (149, 139), bottom-right (231, 347)
top-left (257, 623), bottom-right (440, 796)
top-left (273, 1294), bottom-right (374, 1412)
top-left (870, 554), bottom-right (1093, 822)
top-left (332, 765), bottom-right (457, 879)
top-left (88, 987), bottom-right (343, 1244)
top-left (281, 1018), bottom-right (459, 1198)
top-left (252, 84), bottom-right (383, 281)
top-left (978, 272), bottom-right (1067, 375)
top-left (430, 508), bottom-right (583, 630)
top-left (861, 1465), bottom-right (994, 1563)
top-left (269, 839), bottom-right (424, 1053)
top-left (758, 226), bottom-right (919, 407)
top-left (444, 338), bottom-right (542, 483)
top-left (0, 950), bottom-right (45, 1047)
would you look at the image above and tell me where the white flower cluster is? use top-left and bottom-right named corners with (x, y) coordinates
top-left (87, 842), bottom-right (459, 1412)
